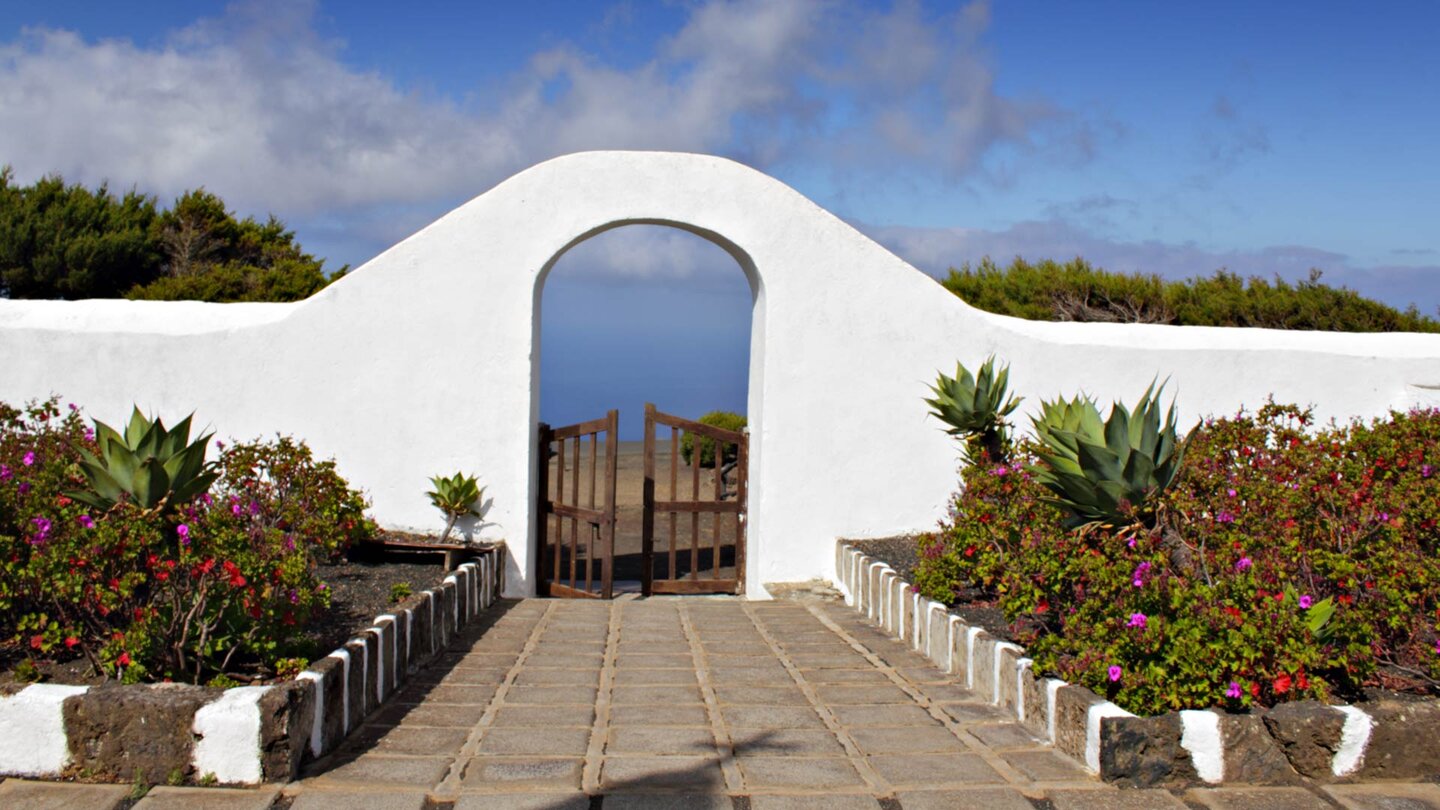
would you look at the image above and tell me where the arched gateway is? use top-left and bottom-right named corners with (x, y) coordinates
top-left (2, 151), bottom-right (1438, 598)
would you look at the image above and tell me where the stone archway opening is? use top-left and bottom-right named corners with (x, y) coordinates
top-left (533, 221), bottom-right (762, 596)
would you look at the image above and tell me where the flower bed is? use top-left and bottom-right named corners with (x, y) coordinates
top-left (0, 544), bottom-right (504, 785)
top-left (0, 399), bottom-right (373, 686)
top-left (913, 403), bottom-right (1440, 716)
top-left (839, 540), bottom-right (1440, 786)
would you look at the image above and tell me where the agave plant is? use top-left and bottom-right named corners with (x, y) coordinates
top-left (426, 472), bottom-right (484, 543)
top-left (1029, 382), bottom-right (1195, 528)
top-left (925, 355), bottom-right (1023, 462)
top-left (69, 407), bottom-right (218, 514)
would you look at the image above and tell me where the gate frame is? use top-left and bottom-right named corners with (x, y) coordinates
top-left (641, 402), bottom-right (748, 596)
top-left (536, 409), bottom-right (619, 599)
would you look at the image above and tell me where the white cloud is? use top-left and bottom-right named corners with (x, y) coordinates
top-left (0, 0), bottom-right (1062, 261)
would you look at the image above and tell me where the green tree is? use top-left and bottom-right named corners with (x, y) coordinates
top-left (943, 257), bottom-right (1440, 333)
top-left (0, 167), bottom-right (163, 299)
top-left (126, 189), bottom-right (342, 302)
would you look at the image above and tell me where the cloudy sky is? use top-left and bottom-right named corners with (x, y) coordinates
top-left (3, 1), bottom-right (1437, 433)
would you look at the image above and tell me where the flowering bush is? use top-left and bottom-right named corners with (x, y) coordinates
top-left (915, 402), bottom-right (1440, 715)
top-left (0, 399), bottom-right (375, 683)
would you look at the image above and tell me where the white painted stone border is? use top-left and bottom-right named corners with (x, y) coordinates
top-left (0, 544), bottom-right (506, 785)
top-left (834, 540), bottom-right (1395, 785)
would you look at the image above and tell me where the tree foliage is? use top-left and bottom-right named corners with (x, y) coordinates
top-left (0, 171), bottom-right (341, 302)
top-left (944, 257), bottom-right (1440, 333)
top-left (0, 168), bottom-right (162, 299)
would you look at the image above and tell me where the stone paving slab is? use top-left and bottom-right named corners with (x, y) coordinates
top-left (134, 785), bottom-right (283, 809)
top-left (1325, 782), bottom-right (1440, 809)
top-left (289, 788), bottom-right (429, 810)
top-left (0, 780), bottom-right (131, 809)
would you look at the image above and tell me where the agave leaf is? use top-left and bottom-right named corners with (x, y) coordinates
top-left (171, 470), bottom-right (220, 505)
top-left (161, 414), bottom-right (195, 458)
top-left (125, 407), bottom-right (150, 448)
top-left (76, 456), bottom-right (125, 506)
top-left (93, 420), bottom-right (123, 453)
top-left (103, 441), bottom-right (140, 495)
top-left (65, 489), bottom-right (113, 511)
top-left (1076, 440), bottom-right (1124, 485)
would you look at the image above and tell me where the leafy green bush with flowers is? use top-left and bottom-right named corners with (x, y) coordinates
top-left (916, 363), bottom-right (1440, 716)
top-left (0, 398), bottom-right (375, 684)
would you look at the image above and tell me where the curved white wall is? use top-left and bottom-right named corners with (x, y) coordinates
top-left (2, 151), bottom-right (1438, 597)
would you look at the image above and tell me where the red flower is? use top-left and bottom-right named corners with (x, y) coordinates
top-left (1250, 682), bottom-right (1261, 697)
top-left (1036, 599), bottom-right (1050, 613)
top-left (117, 652), bottom-right (131, 667)
top-left (1338, 595), bottom-right (1354, 606)
top-left (56, 496), bottom-right (71, 507)
top-left (1297, 671), bottom-right (1309, 690)
top-left (1274, 673), bottom-right (1292, 694)
top-left (64, 636), bottom-right (79, 649)
top-left (29, 635), bottom-right (43, 650)
top-left (964, 546), bottom-right (976, 557)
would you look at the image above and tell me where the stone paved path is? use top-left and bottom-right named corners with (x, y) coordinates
top-left (6, 597), bottom-right (1440, 808)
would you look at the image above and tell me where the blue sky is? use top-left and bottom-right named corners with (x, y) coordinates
top-left (2, 1), bottom-right (1438, 435)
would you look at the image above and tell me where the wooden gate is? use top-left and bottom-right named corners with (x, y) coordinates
top-left (537, 410), bottom-right (618, 598)
top-left (641, 403), bottom-right (747, 595)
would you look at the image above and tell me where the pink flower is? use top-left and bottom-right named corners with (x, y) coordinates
top-left (1127, 613), bottom-right (1147, 629)
top-left (22, 451), bottom-right (35, 467)
top-left (1225, 681), bottom-right (1242, 699)
top-left (1108, 665), bottom-right (1122, 682)
top-left (1227, 488), bottom-right (1237, 498)
top-left (1298, 595), bottom-right (1313, 609)
top-left (1235, 557), bottom-right (1253, 572)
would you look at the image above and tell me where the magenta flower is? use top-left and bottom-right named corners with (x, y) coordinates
top-left (232, 503), bottom-right (243, 516)
top-left (1108, 665), bottom-right (1122, 682)
top-left (177, 524), bottom-right (191, 546)
top-left (1127, 613), bottom-right (1148, 629)
top-left (17, 482), bottom-right (30, 495)
top-left (1226, 681), bottom-right (1243, 698)
top-left (1298, 595), bottom-right (1313, 609)
top-left (1226, 488), bottom-right (1237, 498)
top-left (83, 428), bottom-right (95, 442)
top-left (77, 515), bottom-right (94, 529)
top-left (1216, 510), bottom-right (1235, 524)
top-left (215, 440), bottom-right (225, 451)
top-left (22, 451), bottom-right (35, 467)
top-left (1235, 557), bottom-right (1253, 572)
top-left (1131, 561), bottom-right (1152, 588)
top-left (0, 464), bottom-right (10, 481)
top-left (67, 403), bottom-right (78, 412)
top-left (1423, 465), bottom-right (1434, 479)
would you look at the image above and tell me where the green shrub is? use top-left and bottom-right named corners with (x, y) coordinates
top-left (1029, 383), bottom-right (1194, 528)
top-left (390, 582), bottom-right (413, 603)
top-left (426, 472), bottom-right (483, 543)
top-left (679, 411), bottom-right (747, 467)
top-left (70, 407), bottom-right (218, 515)
top-left (915, 403), bottom-right (1440, 715)
top-left (925, 356), bottom-right (1022, 463)
top-left (0, 401), bottom-right (375, 683)
top-left (943, 257), bottom-right (1440, 333)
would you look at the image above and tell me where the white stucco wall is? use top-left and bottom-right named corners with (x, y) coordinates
top-left (2, 151), bottom-right (1438, 597)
